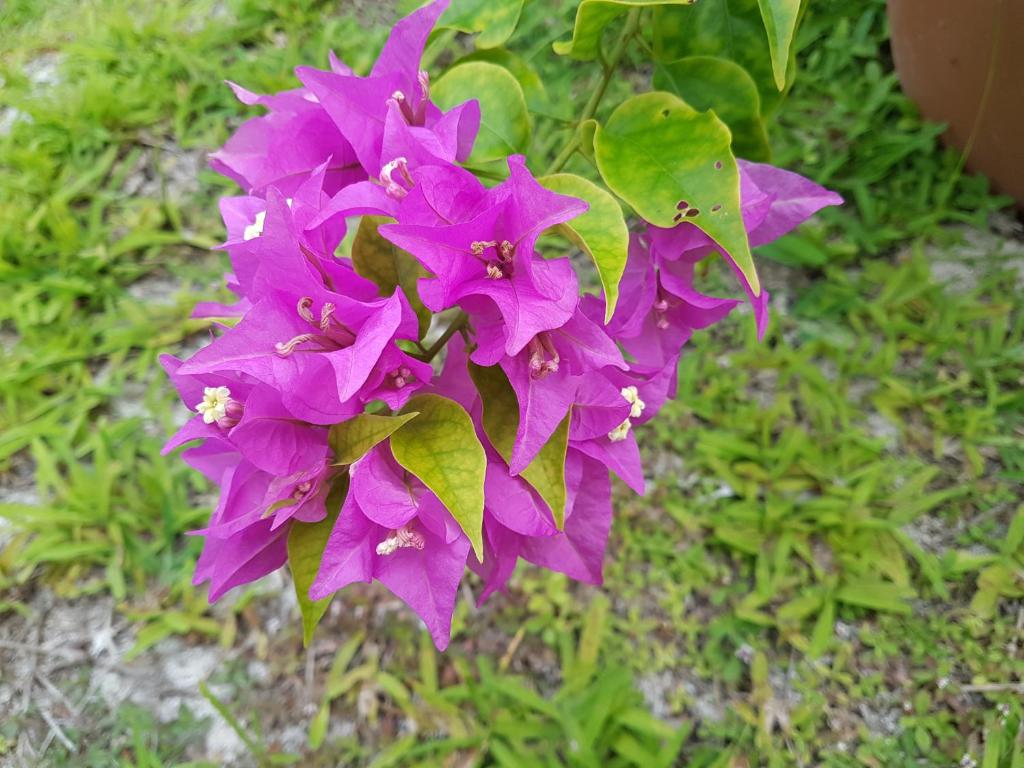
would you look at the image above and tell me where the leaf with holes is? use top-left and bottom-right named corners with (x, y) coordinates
top-left (554, 0), bottom-right (696, 60)
top-left (329, 412), bottom-right (419, 466)
top-left (287, 478), bottom-right (345, 646)
top-left (353, 216), bottom-right (430, 337)
top-left (653, 56), bottom-right (770, 161)
top-left (391, 394), bottom-right (486, 559)
top-left (594, 91), bottom-right (760, 295)
top-left (538, 173), bottom-right (628, 322)
top-left (469, 362), bottom-right (569, 529)
top-left (439, 0), bottom-right (524, 49)
top-left (432, 62), bottom-right (529, 164)
top-left (756, 0), bottom-right (801, 90)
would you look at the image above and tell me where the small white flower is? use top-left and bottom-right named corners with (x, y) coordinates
top-left (195, 386), bottom-right (232, 424)
top-left (608, 386), bottom-right (646, 442)
top-left (375, 537), bottom-right (400, 556)
top-left (960, 753), bottom-right (977, 768)
top-left (243, 210), bottom-right (266, 241)
top-left (937, 676), bottom-right (950, 690)
top-left (608, 420), bottom-right (631, 442)
top-left (621, 385), bottom-right (646, 419)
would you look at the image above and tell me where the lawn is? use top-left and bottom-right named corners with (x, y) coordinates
top-left (1, 0), bottom-right (1022, 765)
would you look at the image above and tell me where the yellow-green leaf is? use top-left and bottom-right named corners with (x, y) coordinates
top-left (653, 56), bottom-right (770, 161)
top-left (439, 0), bottom-right (524, 49)
top-left (352, 216), bottom-right (430, 338)
top-left (287, 478), bottom-right (346, 646)
top-left (329, 412), bottom-right (420, 466)
top-left (432, 62), bottom-right (530, 164)
top-left (594, 91), bottom-right (760, 295)
top-left (755, 0), bottom-right (801, 90)
top-left (554, 0), bottom-right (696, 60)
top-left (468, 363), bottom-right (569, 529)
top-left (391, 394), bottom-right (486, 559)
top-left (539, 173), bottom-right (628, 322)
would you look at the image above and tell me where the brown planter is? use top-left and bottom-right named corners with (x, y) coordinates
top-left (887, 0), bottom-right (1024, 208)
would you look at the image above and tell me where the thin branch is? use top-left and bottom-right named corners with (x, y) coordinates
top-left (545, 8), bottom-right (642, 175)
top-left (419, 311), bottom-right (469, 362)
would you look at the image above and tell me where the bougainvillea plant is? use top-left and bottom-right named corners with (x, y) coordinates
top-left (164, 0), bottom-right (841, 649)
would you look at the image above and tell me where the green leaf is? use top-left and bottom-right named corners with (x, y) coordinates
top-left (455, 49), bottom-right (549, 113)
top-left (594, 91), bottom-right (760, 295)
top-left (755, 0), bottom-right (801, 90)
top-left (1003, 506), bottom-right (1024, 556)
top-left (468, 363), bottom-right (569, 529)
top-left (439, 0), bottom-right (524, 49)
top-left (834, 580), bottom-right (913, 615)
top-left (352, 216), bottom-right (430, 338)
top-left (538, 173), bottom-right (628, 321)
top-left (391, 394), bottom-right (486, 559)
top-left (329, 412), bottom-right (420, 466)
top-left (432, 61), bottom-right (530, 164)
top-left (579, 119), bottom-right (599, 162)
top-left (653, 0), bottom-right (786, 113)
top-left (288, 481), bottom-right (344, 646)
top-left (652, 56), bottom-right (770, 161)
top-left (554, 0), bottom-right (696, 60)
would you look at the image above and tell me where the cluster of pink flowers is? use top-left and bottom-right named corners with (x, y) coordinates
top-left (164, 0), bottom-right (840, 649)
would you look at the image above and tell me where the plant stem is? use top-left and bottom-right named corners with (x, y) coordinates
top-left (545, 8), bottom-right (642, 176)
top-left (422, 311), bottom-right (468, 362)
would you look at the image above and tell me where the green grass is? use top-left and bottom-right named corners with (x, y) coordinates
top-left (1, 0), bottom-right (1022, 765)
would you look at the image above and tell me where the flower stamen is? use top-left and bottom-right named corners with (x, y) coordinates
top-left (470, 240), bottom-right (497, 257)
top-left (319, 302), bottom-right (336, 332)
top-left (275, 333), bottom-right (316, 356)
top-left (296, 297), bottom-right (316, 324)
top-left (527, 333), bottom-right (559, 380)
top-left (380, 157), bottom-right (413, 199)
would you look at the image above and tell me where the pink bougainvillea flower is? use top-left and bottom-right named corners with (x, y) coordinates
top-left (161, 355), bottom-right (329, 478)
top-left (584, 232), bottom-right (739, 372)
top-left (177, 207), bottom-right (425, 424)
top-left (220, 171), bottom-right (370, 303)
top-left (463, 300), bottom-right (626, 473)
top-left (381, 155), bottom-right (588, 359)
top-left (311, 444), bottom-right (471, 650)
top-left (296, 0), bottom-right (479, 180)
top-left (186, 446), bottom-right (335, 602)
top-left (647, 160), bottom-right (843, 339)
top-left (209, 68), bottom-right (363, 198)
top-left (471, 451), bottom-right (613, 603)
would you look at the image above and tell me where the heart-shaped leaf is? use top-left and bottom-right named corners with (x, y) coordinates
top-left (538, 173), bottom-right (628, 322)
top-left (455, 49), bottom-right (550, 114)
top-left (554, 0), bottom-right (696, 60)
top-left (432, 61), bottom-right (530, 164)
top-left (439, 0), bottom-right (524, 49)
top-left (653, 56), bottom-right (770, 161)
top-left (594, 91), bottom-right (760, 295)
top-left (468, 363), bottom-right (569, 529)
top-left (391, 394), bottom-right (486, 559)
top-left (329, 412), bottom-right (419, 466)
